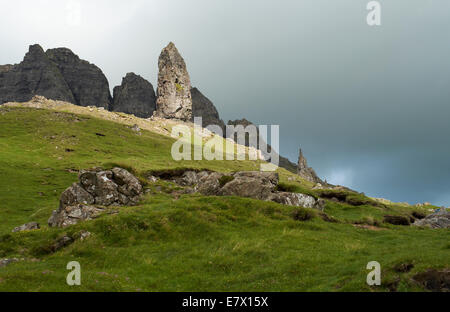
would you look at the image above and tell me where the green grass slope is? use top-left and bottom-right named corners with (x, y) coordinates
top-left (0, 107), bottom-right (448, 292)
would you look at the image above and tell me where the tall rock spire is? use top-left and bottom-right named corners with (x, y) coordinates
top-left (154, 42), bottom-right (192, 121)
top-left (297, 148), bottom-right (322, 184)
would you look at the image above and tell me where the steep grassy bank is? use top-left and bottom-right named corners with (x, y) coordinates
top-left (0, 106), bottom-right (448, 291)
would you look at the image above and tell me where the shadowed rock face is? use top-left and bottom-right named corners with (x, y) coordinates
top-left (46, 47), bottom-right (112, 109)
top-left (191, 87), bottom-right (225, 133)
top-left (112, 73), bottom-right (156, 118)
top-left (154, 42), bottom-right (192, 121)
top-left (0, 44), bottom-right (75, 104)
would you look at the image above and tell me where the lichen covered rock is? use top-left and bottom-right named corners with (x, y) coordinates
top-left (154, 42), bottom-right (192, 121)
top-left (48, 167), bottom-right (143, 227)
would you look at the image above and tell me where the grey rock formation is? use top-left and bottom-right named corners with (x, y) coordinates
top-left (112, 73), bottom-right (156, 118)
top-left (191, 87), bottom-right (225, 133)
top-left (152, 169), bottom-right (325, 210)
top-left (154, 42), bottom-right (192, 121)
top-left (48, 167), bottom-right (143, 227)
top-left (219, 171), bottom-right (279, 200)
top-left (46, 47), bottom-right (112, 108)
top-left (0, 44), bottom-right (75, 104)
top-left (269, 193), bottom-right (325, 211)
top-left (48, 204), bottom-right (104, 228)
top-left (12, 222), bottom-right (40, 233)
top-left (297, 148), bottom-right (323, 183)
top-left (413, 209), bottom-right (450, 229)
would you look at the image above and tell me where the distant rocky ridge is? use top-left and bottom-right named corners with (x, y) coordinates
top-left (0, 43), bottom-right (320, 177)
top-left (0, 44), bottom-right (75, 104)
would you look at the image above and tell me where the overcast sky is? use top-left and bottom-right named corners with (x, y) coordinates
top-left (1, 0), bottom-right (449, 205)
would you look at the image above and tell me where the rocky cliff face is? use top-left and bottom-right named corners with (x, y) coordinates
top-left (46, 47), bottom-right (112, 109)
top-left (297, 148), bottom-right (322, 183)
top-left (0, 44), bottom-right (111, 108)
top-left (191, 87), bottom-right (225, 132)
top-left (112, 73), bottom-right (156, 118)
top-left (0, 44), bottom-right (75, 104)
top-left (154, 42), bottom-right (192, 121)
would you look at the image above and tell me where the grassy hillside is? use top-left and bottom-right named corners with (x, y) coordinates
top-left (0, 106), bottom-right (448, 292)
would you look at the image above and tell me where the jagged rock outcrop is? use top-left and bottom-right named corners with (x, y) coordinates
top-left (413, 209), bottom-right (450, 229)
top-left (0, 44), bottom-right (112, 108)
top-left (219, 171), bottom-right (279, 200)
top-left (46, 47), bottom-right (112, 109)
top-left (48, 167), bottom-right (143, 227)
top-left (0, 44), bottom-right (75, 104)
top-left (297, 148), bottom-right (323, 184)
top-left (153, 169), bottom-right (324, 210)
top-left (191, 87), bottom-right (225, 133)
top-left (178, 170), bottom-right (279, 200)
top-left (153, 42), bottom-right (192, 121)
top-left (111, 73), bottom-right (156, 118)
top-left (226, 119), bottom-right (298, 173)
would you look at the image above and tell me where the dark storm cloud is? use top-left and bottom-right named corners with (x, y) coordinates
top-left (1, 0), bottom-right (449, 205)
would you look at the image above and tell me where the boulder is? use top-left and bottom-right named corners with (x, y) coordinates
top-left (59, 183), bottom-right (95, 209)
top-left (413, 209), bottom-right (450, 229)
top-left (12, 222), bottom-right (40, 233)
top-left (48, 167), bottom-right (143, 227)
top-left (196, 172), bottom-right (225, 196)
top-left (46, 47), bottom-right (112, 108)
top-left (48, 204), bottom-right (104, 228)
top-left (111, 167), bottom-right (143, 197)
top-left (0, 44), bottom-right (75, 104)
top-left (91, 171), bottom-right (120, 206)
top-left (154, 42), bottom-right (192, 121)
top-left (112, 73), bottom-right (156, 118)
top-left (219, 171), bottom-right (279, 200)
top-left (179, 170), bottom-right (200, 186)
